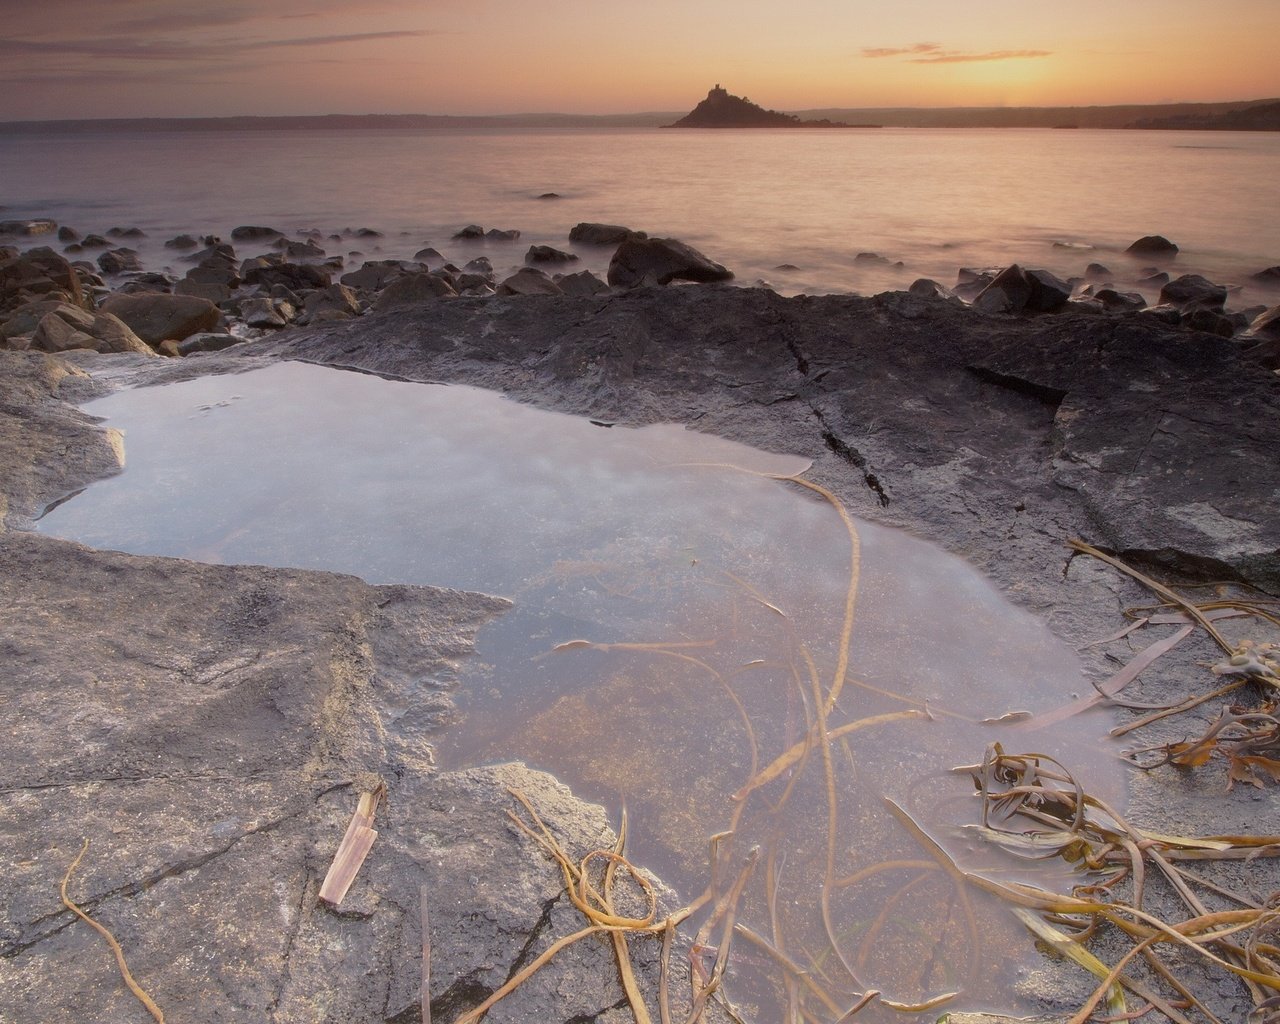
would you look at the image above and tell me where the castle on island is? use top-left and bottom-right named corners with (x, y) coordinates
top-left (666, 85), bottom-right (857, 129)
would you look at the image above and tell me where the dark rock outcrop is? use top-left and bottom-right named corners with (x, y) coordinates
top-left (607, 237), bottom-right (734, 288)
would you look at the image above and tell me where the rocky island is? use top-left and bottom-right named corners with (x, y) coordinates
top-left (665, 84), bottom-right (863, 128)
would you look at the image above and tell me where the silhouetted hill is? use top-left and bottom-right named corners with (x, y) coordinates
top-left (667, 86), bottom-right (857, 128)
top-left (1128, 100), bottom-right (1280, 131)
top-left (793, 98), bottom-right (1280, 130)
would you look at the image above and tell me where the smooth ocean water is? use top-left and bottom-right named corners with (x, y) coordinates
top-left (2, 126), bottom-right (1278, 303)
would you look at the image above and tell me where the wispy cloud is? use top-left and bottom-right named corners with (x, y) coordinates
top-left (862, 43), bottom-right (943, 59)
top-left (0, 30), bottom-right (437, 63)
top-left (863, 43), bottom-right (1052, 64)
top-left (909, 49), bottom-right (1052, 64)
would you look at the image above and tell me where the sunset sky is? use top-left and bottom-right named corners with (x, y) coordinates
top-left (2, 0), bottom-right (1278, 120)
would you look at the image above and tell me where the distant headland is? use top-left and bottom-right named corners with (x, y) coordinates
top-left (665, 85), bottom-right (875, 129)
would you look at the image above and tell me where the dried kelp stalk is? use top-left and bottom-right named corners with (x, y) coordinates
top-left (1064, 541), bottom-right (1280, 790)
top-left (60, 839), bottom-right (166, 1023)
top-left (945, 743), bottom-right (1280, 1023)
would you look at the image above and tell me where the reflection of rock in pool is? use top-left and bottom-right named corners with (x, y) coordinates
top-left (39, 361), bottom-right (1121, 1021)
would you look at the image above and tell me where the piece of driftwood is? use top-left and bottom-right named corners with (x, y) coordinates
top-left (318, 785), bottom-right (385, 907)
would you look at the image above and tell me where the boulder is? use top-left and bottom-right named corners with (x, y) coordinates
top-left (0, 219), bottom-right (56, 237)
top-left (165, 234), bottom-right (199, 250)
top-left (31, 312), bottom-right (96, 353)
top-left (497, 267), bottom-right (562, 296)
top-left (972, 266), bottom-right (1075, 313)
top-left (106, 226), bottom-right (145, 239)
top-left (1243, 305), bottom-right (1280, 341)
top-left (855, 252), bottom-right (891, 265)
top-left (243, 261), bottom-right (332, 292)
top-left (372, 272), bottom-right (457, 311)
top-left (1084, 262), bottom-right (1111, 280)
top-left (174, 279), bottom-right (233, 304)
top-left (972, 266), bottom-right (1071, 315)
top-left (79, 234), bottom-right (110, 249)
top-left (56, 226), bottom-right (79, 242)
top-left (87, 311), bottom-right (156, 354)
top-left (607, 237), bottom-right (734, 288)
top-left (908, 278), bottom-right (961, 302)
top-left (185, 241), bottom-right (237, 266)
top-left (526, 245), bottom-right (578, 265)
top-left (349, 227), bottom-right (383, 238)
top-left (29, 306), bottom-right (152, 355)
top-left (452, 224), bottom-right (485, 239)
top-left (1094, 288), bottom-right (1147, 312)
top-left (569, 223), bottom-right (645, 246)
top-left (240, 297), bottom-right (289, 329)
top-left (1137, 271), bottom-right (1170, 288)
top-left (413, 247), bottom-right (445, 265)
top-left (231, 225), bottom-right (283, 241)
top-left (302, 284), bottom-right (360, 323)
top-left (485, 228), bottom-right (521, 241)
top-left (99, 292), bottom-right (222, 344)
top-left (272, 238), bottom-right (327, 260)
top-left (116, 272), bottom-right (173, 295)
top-left (96, 248), bottom-right (144, 275)
top-left (185, 262), bottom-right (241, 287)
top-left (0, 249), bottom-right (85, 312)
top-left (1184, 309), bottom-right (1234, 337)
top-left (340, 260), bottom-right (419, 292)
top-left (1025, 269), bottom-right (1073, 312)
top-left (1252, 266), bottom-right (1280, 284)
top-left (1159, 274), bottom-right (1228, 313)
top-left (1126, 235), bottom-right (1179, 257)
top-left (177, 332), bottom-right (241, 355)
top-left (971, 265), bottom-right (1033, 314)
top-left (554, 270), bottom-right (610, 297)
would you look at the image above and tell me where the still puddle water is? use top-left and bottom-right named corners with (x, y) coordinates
top-left (40, 361), bottom-right (1121, 1020)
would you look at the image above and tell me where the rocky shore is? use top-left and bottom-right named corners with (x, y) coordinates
top-left (2, 213), bottom-right (1280, 1024)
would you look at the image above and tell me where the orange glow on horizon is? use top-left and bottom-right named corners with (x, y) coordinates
top-left (0, 0), bottom-right (1277, 120)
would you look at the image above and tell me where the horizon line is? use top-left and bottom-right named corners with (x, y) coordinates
top-left (2, 95), bottom-right (1279, 127)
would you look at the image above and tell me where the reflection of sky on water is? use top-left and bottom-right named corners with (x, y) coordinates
top-left (40, 360), bottom-right (1124, 1019)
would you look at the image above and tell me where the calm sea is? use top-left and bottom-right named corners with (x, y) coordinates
top-left (2, 126), bottom-right (1278, 304)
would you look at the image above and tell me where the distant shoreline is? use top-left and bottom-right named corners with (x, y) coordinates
top-left (2, 97), bottom-right (1279, 134)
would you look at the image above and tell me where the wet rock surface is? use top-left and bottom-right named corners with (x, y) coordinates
top-left (3, 284), bottom-right (1279, 1023)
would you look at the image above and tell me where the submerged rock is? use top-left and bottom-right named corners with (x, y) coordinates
top-left (1126, 234), bottom-right (1179, 257)
top-left (569, 222), bottom-right (646, 246)
top-left (607, 237), bottom-right (733, 288)
top-left (96, 248), bottom-right (144, 275)
top-left (526, 244), bottom-right (578, 264)
top-left (0, 219), bottom-right (56, 236)
top-left (231, 225), bottom-right (283, 241)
